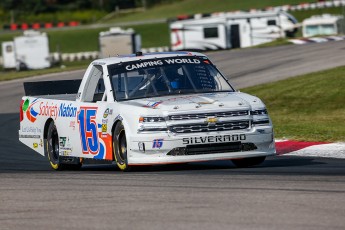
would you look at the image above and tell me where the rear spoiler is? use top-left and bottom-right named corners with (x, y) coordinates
top-left (23, 80), bottom-right (82, 96)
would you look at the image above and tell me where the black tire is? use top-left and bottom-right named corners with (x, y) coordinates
top-left (113, 122), bottom-right (131, 171)
top-left (46, 121), bottom-right (82, 170)
top-left (231, 156), bottom-right (266, 168)
top-left (46, 121), bottom-right (64, 170)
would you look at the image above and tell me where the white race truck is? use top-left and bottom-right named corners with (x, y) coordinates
top-left (19, 51), bottom-right (275, 171)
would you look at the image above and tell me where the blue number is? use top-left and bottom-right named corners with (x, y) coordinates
top-left (152, 139), bottom-right (163, 148)
top-left (86, 109), bottom-right (99, 153)
top-left (78, 107), bottom-right (99, 154)
top-left (78, 109), bottom-right (87, 152)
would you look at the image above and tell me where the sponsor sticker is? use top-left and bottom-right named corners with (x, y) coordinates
top-left (103, 108), bottom-right (113, 118)
top-left (125, 58), bottom-right (201, 71)
top-left (19, 134), bottom-right (40, 138)
top-left (59, 137), bottom-right (67, 147)
top-left (22, 126), bottom-right (41, 133)
top-left (144, 101), bottom-right (162, 108)
top-left (102, 124), bottom-right (107, 133)
top-left (152, 139), bottom-right (163, 148)
top-left (38, 102), bottom-right (77, 120)
top-left (114, 114), bottom-right (123, 121)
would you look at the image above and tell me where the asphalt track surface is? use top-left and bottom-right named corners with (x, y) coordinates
top-left (1, 41), bottom-right (345, 230)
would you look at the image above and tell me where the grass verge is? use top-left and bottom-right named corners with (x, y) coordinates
top-left (0, 23), bottom-right (169, 53)
top-left (102, 0), bottom-right (319, 23)
top-left (242, 66), bottom-right (345, 142)
top-left (0, 4), bottom-right (342, 53)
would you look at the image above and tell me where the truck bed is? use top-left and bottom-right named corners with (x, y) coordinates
top-left (24, 79), bottom-right (81, 97)
top-left (37, 94), bottom-right (77, 101)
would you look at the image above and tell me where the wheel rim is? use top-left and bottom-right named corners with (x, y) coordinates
top-left (118, 129), bottom-right (127, 162)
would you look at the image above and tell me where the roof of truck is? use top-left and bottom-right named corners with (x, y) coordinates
top-left (91, 51), bottom-right (207, 65)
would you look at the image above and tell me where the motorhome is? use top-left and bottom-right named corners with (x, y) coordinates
top-left (99, 27), bottom-right (141, 58)
top-left (170, 11), bottom-right (298, 51)
top-left (2, 30), bottom-right (50, 70)
top-left (302, 14), bottom-right (344, 37)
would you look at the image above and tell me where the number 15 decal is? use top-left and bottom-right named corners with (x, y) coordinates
top-left (78, 107), bottom-right (99, 154)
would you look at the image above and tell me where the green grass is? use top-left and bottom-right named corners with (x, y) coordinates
top-left (291, 7), bottom-right (343, 22)
top-left (242, 66), bottom-right (345, 142)
top-left (0, 60), bottom-right (89, 81)
top-left (48, 28), bottom-right (105, 53)
top-left (0, 2), bottom-right (342, 53)
top-left (129, 23), bottom-right (170, 47)
top-left (102, 0), bottom-right (319, 23)
top-left (0, 23), bottom-right (169, 53)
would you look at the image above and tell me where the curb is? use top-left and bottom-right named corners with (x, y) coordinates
top-left (275, 140), bottom-right (345, 159)
top-left (289, 35), bottom-right (345, 44)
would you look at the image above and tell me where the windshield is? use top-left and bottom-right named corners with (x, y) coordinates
top-left (108, 56), bottom-right (234, 101)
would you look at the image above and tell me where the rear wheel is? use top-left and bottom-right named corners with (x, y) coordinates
top-left (231, 156), bottom-right (266, 168)
top-left (46, 121), bottom-right (82, 170)
top-left (113, 122), bottom-right (131, 171)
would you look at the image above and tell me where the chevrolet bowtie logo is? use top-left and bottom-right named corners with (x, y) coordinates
top-left (206, 116), bottom-right (218, 124)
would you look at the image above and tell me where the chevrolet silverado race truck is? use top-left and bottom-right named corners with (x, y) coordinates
top-left (19, 51), bottom-right (275, 171)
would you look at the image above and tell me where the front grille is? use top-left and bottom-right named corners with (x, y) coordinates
top-left (169, 120), bottom-right (250, 134)
top-left (186, 142), bottom-right (242, 155)
top-left (167, 142), bottom-right (257, 156)
top-left (168, 110), bottom-right (249, 120)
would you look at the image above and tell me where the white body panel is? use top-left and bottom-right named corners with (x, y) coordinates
top-left (170, 11), bottom-right (297, 50)
top-left (14, 31), bottom-right (51, 70)
top-left (1, 41), bottom-right (16, 69)
top-left (19, 52), bottom-right (275, 166)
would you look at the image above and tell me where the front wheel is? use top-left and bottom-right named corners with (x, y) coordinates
top-left (231, 156), bottom-right (266, 168)
top-left (113, 122), bottom-right (131, 171)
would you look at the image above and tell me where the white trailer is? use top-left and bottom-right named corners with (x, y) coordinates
top-left (170, 11), bottom-right (298, 51)
top-left (99, 27), bottom-right (141, 58)
top-left (1, 41), bottom-right (16, 69)
top-left (2, 30), bottom-right (51, 70)
top-left (302, 14), bottom-right (344, 37)
top-left (14, 30), bottom-right (50, 70)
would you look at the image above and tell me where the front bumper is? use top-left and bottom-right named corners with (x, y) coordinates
top-left (127, 129), bottom-right (275, 165)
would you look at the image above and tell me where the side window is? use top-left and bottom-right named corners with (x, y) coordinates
top-left (267, 20), bottom-right (276, 26)
top-left (6, 45), bottom-right (13, 53)
top-left (93, 77), bottom-right (106, 102)
top-left (82, 65), bottom-right (105, 102)
top-left (204, 27), bottom-right (218, 38)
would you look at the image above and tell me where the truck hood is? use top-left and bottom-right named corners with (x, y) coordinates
top-left (121, 92), bottom-right (264, 113)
